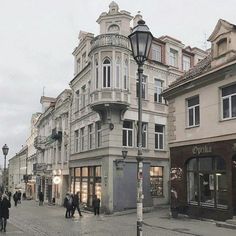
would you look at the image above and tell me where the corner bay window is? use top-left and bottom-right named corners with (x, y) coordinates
top-left (122, 120), bottom-right (133, 147)
top-left (103, 58), bottom-right (111, 88)
top-left (187, 157), bottom-right (227, 209)
top-left (222, 83), bottom-right (236, 119)
top-left (150, 166), bottom-right (164, 197)
top-left (187, 96), bottom-right (200, 127)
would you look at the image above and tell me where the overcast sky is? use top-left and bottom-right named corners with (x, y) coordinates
top-left (0, 0), bottom-right (235, 166)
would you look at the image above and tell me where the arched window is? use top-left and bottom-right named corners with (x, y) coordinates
top-left (187, 156), bottom-right (227, 209)
top-left (102, 58), bottom-right (111, 88)
top-left (95, 59), bottom-right (99, 89)
top-left (115, 57), bottom-right (120, 88)
top-left (123, 59), bottom-right (128, 90)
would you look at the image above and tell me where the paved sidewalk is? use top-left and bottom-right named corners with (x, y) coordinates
top-left (5, 200), bottom-right (236, 236)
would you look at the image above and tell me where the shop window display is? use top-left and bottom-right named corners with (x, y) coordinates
top-left (187, 157), bottom-right (227, 209)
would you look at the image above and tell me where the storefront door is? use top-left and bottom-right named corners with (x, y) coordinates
top-left (232, 155), bottom-right (236, 214)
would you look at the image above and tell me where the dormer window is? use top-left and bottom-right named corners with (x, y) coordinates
top-left (217, 38), bottom-right (227, 56)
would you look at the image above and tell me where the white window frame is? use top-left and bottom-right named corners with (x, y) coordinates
top-left (122, 120), bottom-right (133, 147)
top-left (88, 124), bottom-right (93, 149)
top-left (74, 130), bottom-right (79, 153)
top-left (95, 60), bottom-right (99, 89)
top-left (96, 122), bottom-right (102, 148)
top-left (80, 127), bottom-right (85, 151)
top-left (221, 84), bottom-right (236, 120)
top-left (155, 124), bottom-right (164, 150)
top-left (115, 57), bottom-right (120, 88)
top-left (123, 59), bottom-right (128, 90)
top-left (152, 44), bottom-right (161, 62)
top-left (102, 58), bottom-right (111, 88)
top-left (169, 48), bottom-right (178, 67)
top-left (154, 79), bottom-right (164, 103)
top-left (183, 55), bottom-right (191, 71)
top-left (187, 96), bottom-right (200, 127)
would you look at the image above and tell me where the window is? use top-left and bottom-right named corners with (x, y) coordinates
top-left (136, 122), bottom-right (147, 148)
top-left (150, 166), bottom-right (163, 197)
top-left (154, 79), bottom-right (164, 103)
top-left (75, 90), bottom-right (80, 112)
top-left (115, 57), bottom-right (120, 88)
top-left (81, 85), bottom-right (86, 108)
top-left (183, 55), bottom-right (191, 71)
top-left (187, 96), bottom-right (200, 127)
top-left (187, 157), bottom-right (227, 209)
top-left (95, 60), bottom-right (99, 89)
top-left (123, 59), bottom-right (128, 90)
top-left (169, 48), bottom-right (178, 67)
top-left (96, 122), bottom-right (102, 147)
top-left (155, 124), bottom-right (164, 150)
top-left (222, 84), bottom-right (236, 119)
top-left (88, 81), bottom-right (91, 104)
top-left (80, 127), bottom-right (85, 151)
top-left (103, 58), bottom-right (111, 88)
top-left (74, 130), bottom-right (79, 153)
top-left (122, 120), bottom-right (133, 147)
top-left (88, 124), bottom-right (93, 149)
top-left (218, 38), bottom-right (227, 56)
top-left (136, 74), bottom-right (147, 99)
top-left (152, 45), bottom-right (161, 62)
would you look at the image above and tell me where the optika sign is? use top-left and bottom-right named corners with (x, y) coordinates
top-left (192, 145), bottom-right (212, 155)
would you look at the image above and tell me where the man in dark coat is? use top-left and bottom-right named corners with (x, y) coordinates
top-left (64, 193), bottom-right (73, 218)
top-left (0, 194), bottom-right (11, 232)
top-left (92, 195), bottom-right (100, 216)
top-left (13, 191), bottom-right (18, 207)
top-left (71, 192), bottom-right (82, 217)
top-left (38, 191), bottom-right (44, 206)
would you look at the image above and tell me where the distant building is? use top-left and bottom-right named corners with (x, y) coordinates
top-left (163, 19), bottom-right (236, 220)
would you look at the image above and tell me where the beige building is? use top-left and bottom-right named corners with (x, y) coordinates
top-left (34, 90), bottom-right (71, 204)
top-left (69, 1), bottom-right (207, 213)
top-left (162, 19), bottom-right (236, 220)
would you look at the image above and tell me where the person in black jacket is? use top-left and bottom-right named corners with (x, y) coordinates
top-left (0, 194), bottom-right (11, 232)
top-left (38, 192), bottom-right (44, 206)
top-left (92, 195), bottom-right (100, 216)
top-left (13, 191), bottom-right (18, 207)
top-left (71, 192), bottom-right (82, 217)
top-left (63, 193), bottom-right (73, 218)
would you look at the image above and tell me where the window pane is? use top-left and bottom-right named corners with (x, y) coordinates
top-left (155, 124), bottom-right (163, 133)
top-left (188, 96), bottom-right (199, 107)
top-left (188, 172), bottom-right (198, 203)
top-left (128, 130), bottom-right (132, 146)
top-left (122, 130), bottom-right (127, 146)
top-left (159, 134), bottom-right (163, 149)
top-left (195, 106), bottom-right (200, 125)
top-left (188, 158), bottom-right (197, 171)
top-left (216, 173), bottom-right (228, 208)
top-left (75, 168), bottom-right (81, 177)
top-left (223, 98), bottom-right (229, 118)
top-left (123, 121), bottom-right (132, 128)
top-left (189, 108), bottom-right (194, 126)
top-left (222, 84), bottom-right (236, 96)
top-left (103, 67), bottom-right (106, 87)
top-left (232, 95), bottom-right (236, 117)
top-left (199, 173), bottom-right (215, 206)
top-left (216, 157), bottom-right (226, 170)
top-left (82, 167), bottom-right (88, 176)
top-left (199, 158), bottom-right (213, 171)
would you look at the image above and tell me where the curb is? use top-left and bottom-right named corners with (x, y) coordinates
top-left (216, 222), bottom-right (236, 230)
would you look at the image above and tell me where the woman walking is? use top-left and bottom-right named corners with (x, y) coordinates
top-left (0, 194), bottom-right (11, 232)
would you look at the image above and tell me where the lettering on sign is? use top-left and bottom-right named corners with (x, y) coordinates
top-left (192, 145), bottom-right (212, 155)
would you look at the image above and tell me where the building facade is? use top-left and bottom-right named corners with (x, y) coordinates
top-left (69, 1), bottom-right (207, 213)
top-left (163, 19), bottom-right (236, 220)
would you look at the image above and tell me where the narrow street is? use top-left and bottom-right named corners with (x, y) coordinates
top-left (4, 200), bottom-right (235, 235)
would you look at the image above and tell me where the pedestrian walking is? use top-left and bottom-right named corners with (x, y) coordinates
top-left (71, 192), bottom-right (82, 217)
top-left (13, 191), bottom-right (18, 207)
top-left (38, 191), bottom-right (44, 206)
top-left (92, 195), bottom-right (100, 216)
top-left (17, 191), bottom-right (22, 204)
top-left (0, 194), bottom-right (11, 232)
top-left (7, 191), bottom-right (11, 203)
top-left (63, 193), bottom-right (73, 218)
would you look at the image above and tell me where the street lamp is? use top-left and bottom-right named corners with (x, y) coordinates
top-left (128, 20), bottom-right (153, 236)
top-left (2, 144), bottom-right (9, 192)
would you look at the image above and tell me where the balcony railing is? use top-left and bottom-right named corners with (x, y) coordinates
top-left (90, 34), bottom-right (130, 51)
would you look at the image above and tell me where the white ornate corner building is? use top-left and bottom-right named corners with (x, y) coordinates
top-left (68, 1), bottom-right (207, 213)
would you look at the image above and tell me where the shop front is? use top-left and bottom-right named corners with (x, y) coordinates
top-left (170, 140), bottom-right (236, 220)
top-left (70, 166), bottom-right (101, 208)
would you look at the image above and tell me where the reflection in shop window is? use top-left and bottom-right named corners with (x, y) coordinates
top-left (187, 157), bottom-right (227, 209)
top-left (150, 166), bottom-right (163, 197)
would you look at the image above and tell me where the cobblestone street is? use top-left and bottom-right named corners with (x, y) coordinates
top-left (1, 200), bottom-right (234, 236)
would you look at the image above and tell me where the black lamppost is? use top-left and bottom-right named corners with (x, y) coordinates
top-left (2, 144), bottom-right (9, 192)
top-left (128, 20), bottom-right (153, 236)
